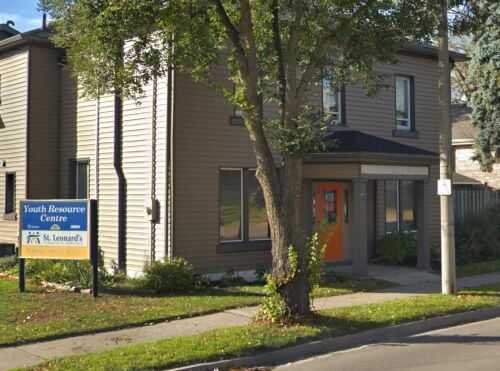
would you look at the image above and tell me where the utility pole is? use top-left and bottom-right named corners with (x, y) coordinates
top-left (438, 0), bottom-right (457, 295)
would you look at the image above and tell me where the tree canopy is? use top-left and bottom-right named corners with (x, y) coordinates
top-left (43, 0), bottom-right (442, 318)
top-left (466, 1), bottom-right (500, 171)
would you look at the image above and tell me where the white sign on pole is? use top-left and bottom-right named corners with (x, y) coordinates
top-left (437, 179), bottom-right (452, 196)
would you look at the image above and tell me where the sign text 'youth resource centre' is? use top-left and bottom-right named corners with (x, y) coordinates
top-left (20, 200), bottom-right (90, 260)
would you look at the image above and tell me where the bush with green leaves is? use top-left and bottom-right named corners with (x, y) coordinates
top-left (0, 255), bottom-right (17, 273)
top-left (455, 207), bottom-right (500, 264)
top-left (376, 232), bottom-right (417, 265)
top-left (25, 258), bottom-right (116, 288)
top-left (141, 257), bottom-right (195, 294)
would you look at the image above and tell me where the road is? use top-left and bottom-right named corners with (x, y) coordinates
top-left (274, 317), bottom-right (500, 371)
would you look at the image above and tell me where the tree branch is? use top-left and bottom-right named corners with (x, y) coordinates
top-left (271, 0), bottom-right (287, 126)
top-left (210, 0), bottom-right (247, 71)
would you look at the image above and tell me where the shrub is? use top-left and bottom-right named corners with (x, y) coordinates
top-left (25, 259), bottom-right (114, 288)
top-left (0, 255), bottom-right (17, 273)
top-left (376, 232), bottom-right (417, 265)
top-left (142, 257), bottom-right (195, 293)
top-left (455, 206), bottom-right (500, 264)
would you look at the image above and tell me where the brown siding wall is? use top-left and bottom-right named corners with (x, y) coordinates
top-left (173, 68), bottom-right (271, 274)
top-left (173, 54), bottom-right (441, 273)
top-left (28, 46), bottom-right (60, 199)
top-left (0, 49), bottom-right (29, 245)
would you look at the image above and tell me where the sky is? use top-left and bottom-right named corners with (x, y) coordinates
top-left (0, 0), bottom-right (43, 32)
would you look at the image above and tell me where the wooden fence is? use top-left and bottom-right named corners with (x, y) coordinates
top-left (454, 185), bottom-right (500, 223)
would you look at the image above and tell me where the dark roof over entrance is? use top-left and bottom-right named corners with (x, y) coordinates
top-left (322, 130), bottom-right (437, 156)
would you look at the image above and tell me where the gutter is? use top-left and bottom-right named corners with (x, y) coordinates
top-left (166, 41), bottom-right (175, 258)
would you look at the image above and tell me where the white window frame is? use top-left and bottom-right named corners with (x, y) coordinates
top-left (219, 168), bottom-right (244, 243)
top-left (385, 180), bottom-right (417, 234)
top-left (322, 79), bottom-right (342, 125)
top-left (395, 76), bottom-right (412, 131)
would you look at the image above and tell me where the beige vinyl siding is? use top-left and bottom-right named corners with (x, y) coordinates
top-left (174, 68), bottom-right (271, 274)
top-left (0, 50), bottom-right (29, 245)
top-left (28, 46), bottom-right (60, 199)
top-left (59, 68), bottom-right (120, 268)
top-left (59, 66), bottom-right (169, 275)
top-left (122, 76), bottom-right (169, 275)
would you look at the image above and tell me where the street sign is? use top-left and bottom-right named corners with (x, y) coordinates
top-left (19, 200), bottom-right (90, 260)
top-left (437, 179), bottom-right (452, 196)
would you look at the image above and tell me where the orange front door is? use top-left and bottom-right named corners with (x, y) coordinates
top-left (314, 183), bottom-right (344, 262)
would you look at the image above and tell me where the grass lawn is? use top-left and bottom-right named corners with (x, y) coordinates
top-left (456, 259), bottom-right (500, 278)
top-left (25, 283), bottom-right (500, 371)
top-left (0, 271), bottom-right (392, 347)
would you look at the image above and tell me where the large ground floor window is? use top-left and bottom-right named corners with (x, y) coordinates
top-left (385, 180), bottom-right (416, 233)
top-left (219, 168), bottom-right (270, 243)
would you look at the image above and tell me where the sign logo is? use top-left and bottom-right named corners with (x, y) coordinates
top-left (19, 200), bottom-right (90, 260)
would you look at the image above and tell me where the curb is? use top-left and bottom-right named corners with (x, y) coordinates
top-left (169, 306), bottom-right (500, 371)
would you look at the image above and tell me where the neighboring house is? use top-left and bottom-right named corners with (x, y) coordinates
top-left (0, 24), bottom-right (466, 278)
top-left (452, 104), bottom-right (500, 222)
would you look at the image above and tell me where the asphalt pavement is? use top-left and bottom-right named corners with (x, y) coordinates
top-left (274, 317), bottom-right (500, 371)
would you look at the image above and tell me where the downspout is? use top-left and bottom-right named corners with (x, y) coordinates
top-left (150, 76), bottom-right (158, 262)
top-left (95, 95), bottom-right (100, 200)
top-left (114, 93), bottom-right (126, 271)
top-left (166, 42), bottom-right (175, 258)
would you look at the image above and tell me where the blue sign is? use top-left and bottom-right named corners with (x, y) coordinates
top-left (21, 201), bottom-right (88, 231)
top-left (20, 200), bottom-right (90, 260)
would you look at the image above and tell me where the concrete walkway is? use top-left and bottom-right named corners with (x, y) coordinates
top-left (2, 270), bottom-right (500, 371)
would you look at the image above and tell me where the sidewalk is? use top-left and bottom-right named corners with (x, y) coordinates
top-left (2, 271), bottom-right (500, 371)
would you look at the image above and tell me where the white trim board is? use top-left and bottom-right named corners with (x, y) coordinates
top-left (361, 164), bottom-right (429, 177)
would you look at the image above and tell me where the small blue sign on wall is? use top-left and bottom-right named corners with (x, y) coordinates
top-left (19, 200), bottom-right (90, 260)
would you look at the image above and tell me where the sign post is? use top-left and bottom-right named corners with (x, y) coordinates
top-left (18, 200), bottom-right (98, 297)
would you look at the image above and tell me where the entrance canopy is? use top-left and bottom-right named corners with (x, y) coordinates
top-left (304, 130), bottom-right (438, 181)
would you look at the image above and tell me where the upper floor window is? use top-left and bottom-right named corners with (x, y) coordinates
top-left (395, 76), bottom-right (414, 131)
top-left (322, 79), bottom-right (344, 126)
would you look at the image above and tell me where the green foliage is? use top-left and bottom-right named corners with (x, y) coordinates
top-left (308, 233), bottom-right (326, 290)
top-left (0, 255), bottom-right (17, 273)
top-left (257, 245), bottom-right (299, 324)
top-left (141, 258), bottom-right (195, 294)
top-left (254, 264), bottom-right (268, 284)
top-left (258, 236), bottom-right (325, 323)
top-left (467, 1), bottom-right (500, 171)
top-left (376, 232), bottom-right (417, 266)
top-left (455, 206), bottom-right (500, 264)
top-left (218, 269), bottom-right (248, 287)
top-left (25, 259), bottom-right (115, 288)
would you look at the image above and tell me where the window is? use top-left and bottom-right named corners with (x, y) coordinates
top-left (4, 173), bottom-right (15, 216)
top-left (219, 168), bottom-right (270, 243)
top-left (395, 76), bottom-right (414, 131)
top-left (385, 180), bottom-right (416, 233)
top-left (248, 170), bottom-right (270, 240)
top-left (219, 169), bottom-right (243, 241)
top-left (322, 79), bottom-right (344, 125)
top-left (70, 160), bottom-right (89, 199)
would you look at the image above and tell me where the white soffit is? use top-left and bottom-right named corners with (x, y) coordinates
top-left (361, 164), bottom-right (429, 177)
